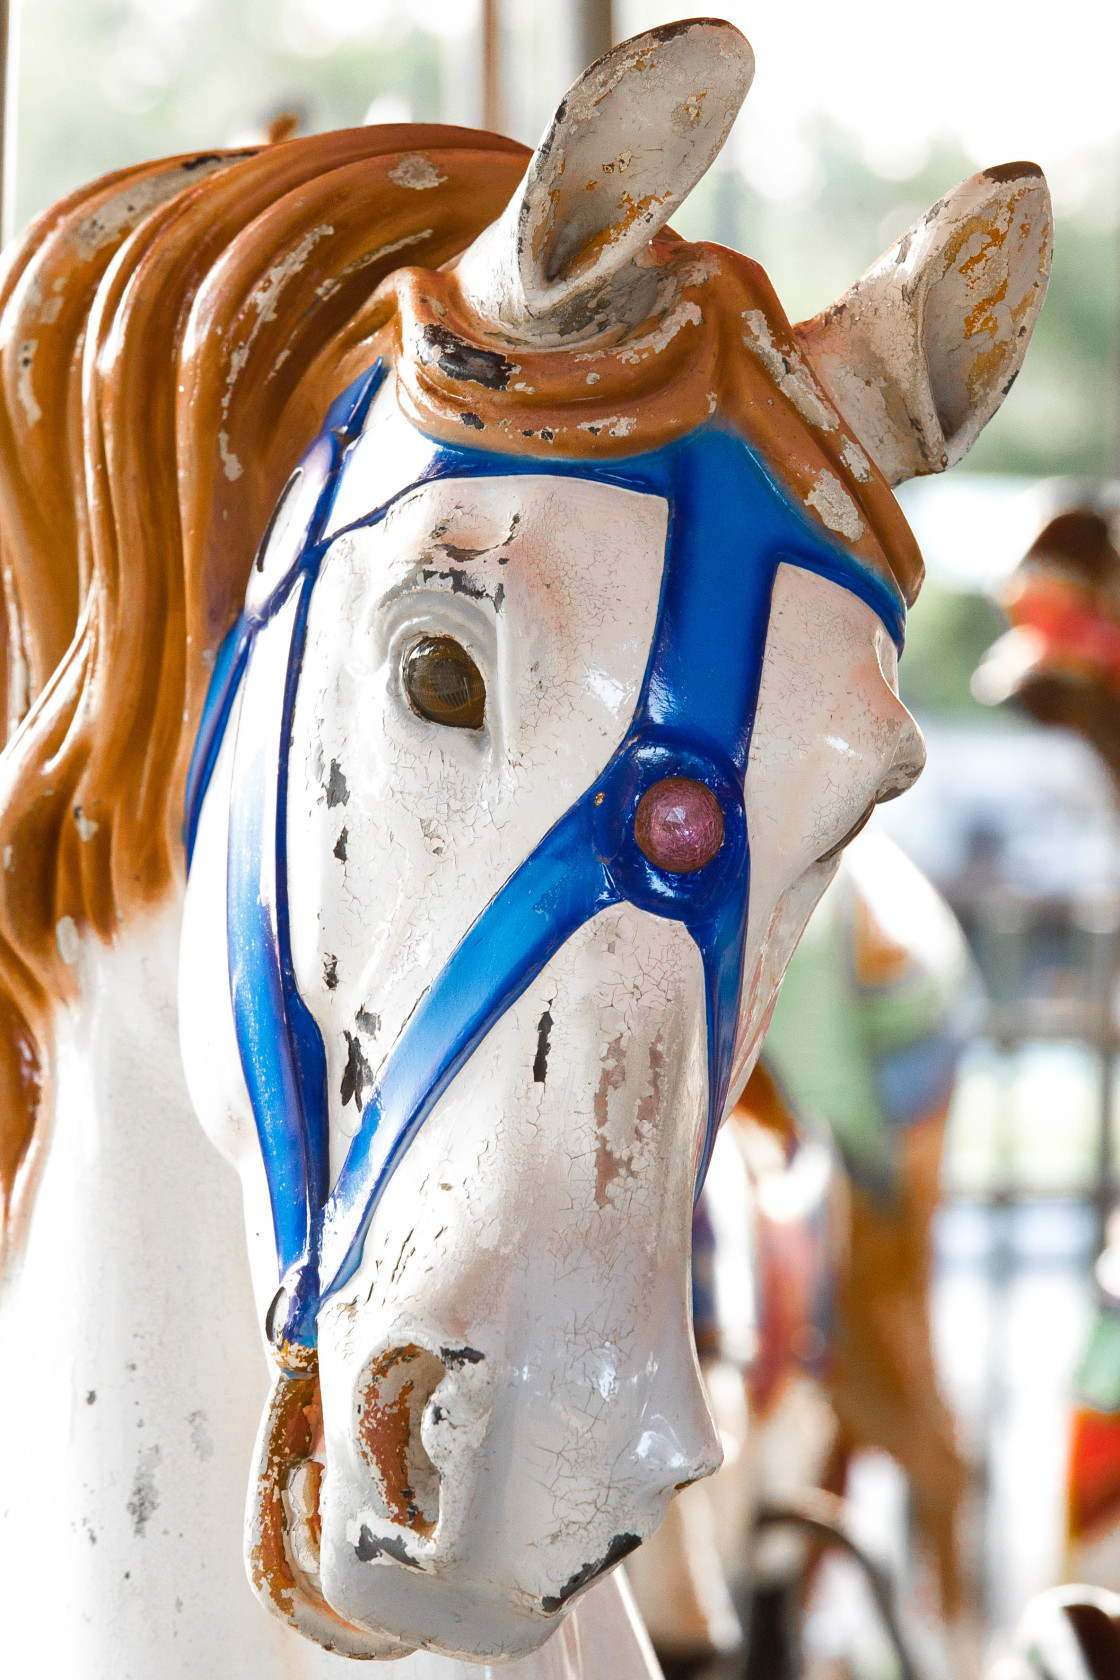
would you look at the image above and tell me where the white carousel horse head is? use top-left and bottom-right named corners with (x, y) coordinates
top-left (172, 15), bottom-right (1050, 1667)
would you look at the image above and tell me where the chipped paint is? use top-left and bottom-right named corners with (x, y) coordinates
top-left (615, 300), bottom-right (702, 365)
top-left (313, 230), bottom-right (432, 306)
top-left (806, 470), bottom-right (863, 541)
top-left (389, 154), bottom-right (447, 192)
top-left (577, 414), bottom-right (636, 437)
top-left (73, 805), bottom-right (98, 841)
top-left (840, 435), bottom-right (872, 483)
top-left (217, 429), bottom-right (242, 483)
top-left (795, 166), bottom-right (1051, 485)
top-left (15, 340), bottom-right (40, 427)
top-left (251, 226), bottom-right (335, 328)
top-left (741, 310), bottom-right (837, 431)
top-left (126, 1445), bottom-right (161, 1536)
top-left (56, 915), bottom-right (80, 965)
top-left (354, 1344), bottom-right (444, 1535)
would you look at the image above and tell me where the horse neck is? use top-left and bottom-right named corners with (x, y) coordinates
top-left (0, 901), bottom-right (649, 1680)
top-left (0, 901), bottom-right (319, 1675)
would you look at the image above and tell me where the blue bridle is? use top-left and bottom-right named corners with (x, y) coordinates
top-left (184, 359), bottom-right (905, 1371)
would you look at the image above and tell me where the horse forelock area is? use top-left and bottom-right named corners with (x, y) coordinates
top-left (381, 250), bottom-right (921, 610)
top-left (0, 119), bottom-right (921, 1246)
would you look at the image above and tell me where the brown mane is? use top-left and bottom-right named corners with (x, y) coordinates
top-left (0, 126), bottom-right (528, 1243)
top-left (0, 121), bottom-right (922, 1249)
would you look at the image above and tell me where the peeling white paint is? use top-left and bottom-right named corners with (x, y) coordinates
top-left (806, 470), bottom-right (864, 542)
top-left (250, 225), bottom-right (334, 327)
top-left (389, 154), bottom-right (447, 191)
top-left (55, 914), bottom-right (80, 965)
top-left (15, 339), bottom-right (41, 427)
top-left (840, 434), bottom-right (873, 482)
top-left (615, 300), bottom-right (702, 363)
top-left (577, 414), bottom-right (636, 437)
top-left (217, 429), bottom-right (243, 483)
top-left (741, 310), bottom-right (837, 431)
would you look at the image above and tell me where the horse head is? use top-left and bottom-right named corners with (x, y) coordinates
top-left (174, 17), bottom-right (1051, 1661)
top-left (974, 505), bottom-right (1120, 783)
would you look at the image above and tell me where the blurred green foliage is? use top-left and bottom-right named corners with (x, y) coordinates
top-left (17, 0), bottom-right (443, 228)
top-left (896, 584), bottom-right (1010, 720)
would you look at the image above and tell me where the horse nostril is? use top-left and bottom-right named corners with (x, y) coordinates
top-left (634, 777), bottom-right (724, 874)
top-left (355, 1345), bottom-right (445, 1539)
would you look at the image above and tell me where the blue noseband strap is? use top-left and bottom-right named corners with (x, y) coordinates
top-left (184, 360), bottom-right (905, 1364)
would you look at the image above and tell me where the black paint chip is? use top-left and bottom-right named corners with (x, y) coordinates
top-left (355, 1525), bottom-right (422, 1567)
top-left (540, 1533), bottom-right (641, 1613)
top-left (419, 323), bottom-right (513, 390)
top-left (533, 1007), bottom-right (553, 1084)
top-left (341, 1030), bottom-right (373, 1110)
top-left (326, 759), bottom-right (349, 808)
top-left (439, 1345), bottom-right (485, 1368)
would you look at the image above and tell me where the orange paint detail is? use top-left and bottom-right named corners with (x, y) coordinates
top-left (852, 887), bottom-right (914, 990)
top-left (963, 273), bottom-right (1009, 340)
top-left (1068, 1406), bottom-right (1120, 1541)
top-left (249, 1372), bottom-right (319, 1619)
top-left (356, 1343), bottom-right (444, 1536)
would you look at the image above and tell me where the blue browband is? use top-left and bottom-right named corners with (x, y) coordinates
top-left (184, 360), bottom-right (905, 1368)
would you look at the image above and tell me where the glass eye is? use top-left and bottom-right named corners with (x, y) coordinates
top-left (402, 636), bottom-right (486, 730)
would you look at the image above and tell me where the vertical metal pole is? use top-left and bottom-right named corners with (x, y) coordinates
top-left (1093, 929), bottom-right (1119, 1254)
top-left (482, 0), bottom-right (502, 134)
top-left (1114, 139), bottom-right (1120, 479)
top-left (573, 0), bottom-right (613, 71)
top-left (0, 0), bottom-right (18, 247)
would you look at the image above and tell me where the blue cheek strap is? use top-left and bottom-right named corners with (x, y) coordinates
top-left (184, 360), bottom-right (905, 1369)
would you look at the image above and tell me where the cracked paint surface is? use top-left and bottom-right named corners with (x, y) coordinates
top-left (180, 400), bottom-right (924, 1660)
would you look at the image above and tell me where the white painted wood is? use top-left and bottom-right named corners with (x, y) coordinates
top-left (0, 901), bottom-right (655, 1677)
top-left (456, 19), bottom-right (754, 344)
top-left (179, 401), bottom-right (923, 1660)
top-left (797, 165), bottom-right (1052, 486)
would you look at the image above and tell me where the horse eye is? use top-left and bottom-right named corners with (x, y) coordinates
top-left (402, 636), bottom-right (486, 730)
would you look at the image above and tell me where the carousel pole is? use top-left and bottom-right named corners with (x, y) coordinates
top-left (0, 0), bottom-right (18, 246)
top-left (573, 0), bottom-right (613, 69)
top-left (482, 0), bottom-right (502, 134)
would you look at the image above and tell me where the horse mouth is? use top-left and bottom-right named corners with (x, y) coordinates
top-left (247, 1370), bottom-right (414, 1659)
top-left (284, 1448), bottom-right (326, 1591)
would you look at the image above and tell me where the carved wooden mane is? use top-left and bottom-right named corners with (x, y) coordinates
top-left (0, 126), bottom-right (529, 1241)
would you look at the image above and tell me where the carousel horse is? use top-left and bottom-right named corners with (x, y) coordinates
top-left (0, 18), bottom-right (1050, 1677)
top-left (976, 508), bottom-right (1120, 1605)
top-left (989, 1585), bottom-right (1120, 1680)
top-left (629, 830), bottom-right (978, 1680)
top-left (766, 829), bottom-right (978, 1630)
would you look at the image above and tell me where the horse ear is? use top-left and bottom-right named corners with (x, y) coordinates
top-left (456, 18), bottom-right (754, 342)
top-left (795, 164), bottom-right (1052, 487)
